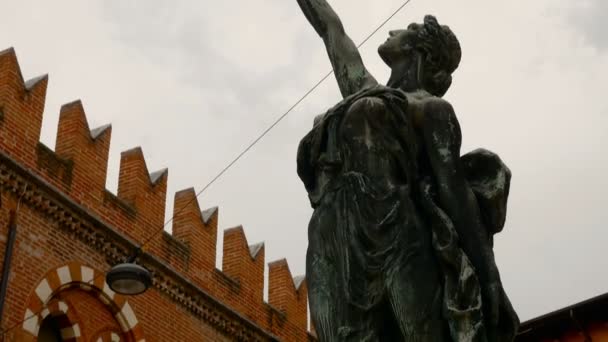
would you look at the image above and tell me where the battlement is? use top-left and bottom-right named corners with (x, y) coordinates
top-left (0, 47), bottom-right (310, 340)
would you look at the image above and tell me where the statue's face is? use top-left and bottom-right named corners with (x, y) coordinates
top-left (378, 27), bottom-right (419, 67)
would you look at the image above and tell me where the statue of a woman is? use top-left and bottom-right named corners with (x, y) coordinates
top-left (295, 1), bottom-right (519, 341)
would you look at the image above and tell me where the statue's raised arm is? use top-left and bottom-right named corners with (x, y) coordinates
top-left (296, 0), bottom-right (378, 98)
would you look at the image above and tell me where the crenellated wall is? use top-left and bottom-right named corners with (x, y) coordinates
top-left (0, 47), bottom-right (313, 342)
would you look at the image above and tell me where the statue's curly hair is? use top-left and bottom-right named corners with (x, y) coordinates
top-left (409, 15), bottom-right (461, 97)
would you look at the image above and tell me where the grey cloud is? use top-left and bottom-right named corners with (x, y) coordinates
top-left (101, 0), bottom-right (324, 123)
top-left (566, 0), bottom-right (608, 51)
top-left (73, 0), bottom-right (608, 320)
top-left (3, 0), bottom-right (608, 323)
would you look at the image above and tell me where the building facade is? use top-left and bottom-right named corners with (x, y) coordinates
top-left (516, 293), bottom-right (608, 342)
top-left (0, 47), bottom-right (312, 341)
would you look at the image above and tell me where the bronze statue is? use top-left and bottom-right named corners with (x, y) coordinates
top-left (295, 0), bottom-right (519, 341)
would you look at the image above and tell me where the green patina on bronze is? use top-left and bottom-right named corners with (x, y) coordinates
top-left (295, 1), bottom-right (519, 341)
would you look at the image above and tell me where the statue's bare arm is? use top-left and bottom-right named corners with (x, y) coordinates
top-left (296, 0), bottom-right (378, 98)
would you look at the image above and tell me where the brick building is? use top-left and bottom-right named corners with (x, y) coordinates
top-left (516, 293), bottom-right (608, 342)
top-left (0, 47), bottom-right (313, 341)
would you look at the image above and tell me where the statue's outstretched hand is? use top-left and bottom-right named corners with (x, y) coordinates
top-left (295, 0), bottom-right (339, 37)
top-left (295, 0), bottom-right (377, 98)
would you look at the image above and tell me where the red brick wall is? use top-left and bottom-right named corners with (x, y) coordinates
top-left (559, 323), bottom-right (608, 341)
top-left (56, 288), bottom-right (124, 340)
top-left (530, 322), bottom-right (608, 342)
top-left (0, 47), bottom-right (312, 341)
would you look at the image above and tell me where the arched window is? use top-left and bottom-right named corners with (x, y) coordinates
top-left (38, 315), bottom-right (63, 342)
top-left (22, 263), bottom-right (143, 341)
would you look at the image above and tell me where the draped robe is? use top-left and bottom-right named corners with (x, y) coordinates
top-left (297, 85), bottom-right (518, 341)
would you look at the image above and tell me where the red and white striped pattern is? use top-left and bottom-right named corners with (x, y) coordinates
top-left (21, 262), bottom-right (145, 342)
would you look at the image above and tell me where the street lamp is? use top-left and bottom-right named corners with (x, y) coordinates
top-left (106, 250), bottom-right (152, 296)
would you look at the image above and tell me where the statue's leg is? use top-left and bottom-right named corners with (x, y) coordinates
top-left (306, 202), bottom-right (346, 342)
top-left (307, 247), bottom-right (341, 342)
top-left (308, 244), bottom-right (382, 341)
top-left (307, 199), bottom-right (383, 342)
top-left (385, 220), bottom-right (448, 341)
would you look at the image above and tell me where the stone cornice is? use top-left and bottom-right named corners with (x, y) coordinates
top-left (0, 150), bottom-right (280, 342)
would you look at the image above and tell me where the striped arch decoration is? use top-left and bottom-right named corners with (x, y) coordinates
top-left (21, 262), bottom-right (145, 342)
top-left (38, 298), bottom-right (81, 342)
top-left (93, 329), bottom-right (124, 342)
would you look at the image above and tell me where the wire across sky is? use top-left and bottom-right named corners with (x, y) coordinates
top-left (0, 0), bottom-right (415, 336)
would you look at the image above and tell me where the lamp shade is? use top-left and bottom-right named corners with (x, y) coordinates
top-left (106, 263), bottom-right (152, 296)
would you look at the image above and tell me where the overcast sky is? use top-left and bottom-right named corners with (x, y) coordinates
top-left (1, 0), bottom-right (607, 322)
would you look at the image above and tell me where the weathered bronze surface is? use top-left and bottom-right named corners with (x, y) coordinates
top-left (296, 1), bottom-right (519, 340)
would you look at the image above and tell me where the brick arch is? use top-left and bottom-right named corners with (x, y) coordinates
top-left (21, 262), bottom-right (145, 342)
top-left (92, 328), bottom-right (124, 342)
top-left (39, 298), bottom-right (81, 342)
